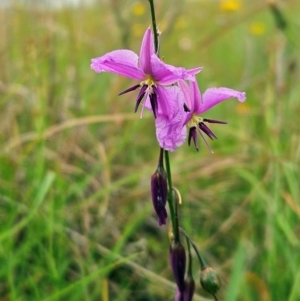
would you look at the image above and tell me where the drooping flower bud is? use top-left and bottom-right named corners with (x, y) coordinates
top-left (170, 240), bottom-right (186, 293)
top-left (151, 164), bottom-right (168, 226)
top-left (200, 266), bottom-right (221, 298)
top-left (175, 275), bottom-right (195, 301)
top-left (174, 232), bottom-right (195, 301)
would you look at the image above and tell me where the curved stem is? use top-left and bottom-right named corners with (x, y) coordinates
top-left (180, 228), bottom-right (208, 270)
top-left (185, 234), bottom-right (193, 277)
top-left (193, 243), bottom-right (208, 270)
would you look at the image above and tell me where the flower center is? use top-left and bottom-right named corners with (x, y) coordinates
top-left (187, 114), bottom-right (203, 128)
top-left (141, 75), bottom-right (157, 94)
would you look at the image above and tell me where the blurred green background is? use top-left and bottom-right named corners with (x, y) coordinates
top-left (0, 0), bottom-right (300, 300)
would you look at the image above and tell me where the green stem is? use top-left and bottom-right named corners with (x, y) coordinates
top-left (158, 147), bottom-right (164, 167)
top-left (180, 228), bottom-right (208, 270)
top-left (185, 235), bottom-right (193, 277)
top-left (173, 188), bottom-right (180, 242)
top-left (148, 0), bottom-right (159, 53)
top-left (165, 150), bottom-right (177, 240)
top-left (191, 240), bottom-right (207, 270)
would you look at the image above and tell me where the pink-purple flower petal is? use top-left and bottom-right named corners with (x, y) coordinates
top-left (186, 67), bottom-right (203, 80)
top-left (178, 80), bottom-right (192, 111)
top-left (143, 85), bottom-right (175, 116)
top-left (200, 87), bottom-right (246, 113)
top-left (139, 27), bottom-right (154, 75)
top-left (151, 55), bottom-right (202, 85)
top-left (91, 50), bottom-right (144, 80)
top-left (190, 80), bottom-right (202, 114)
top-left (178, 80), bottom-right (202, 114)
top-left (155, 86), bottom-right (187, 151)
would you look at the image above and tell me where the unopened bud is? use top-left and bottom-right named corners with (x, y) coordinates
top-left (170, 240), bottom-right (186, 293)
top-left (175, 275), bottom-right (195, 301)
top-left (151, 165), bottom-right (168, 226)
top-left (200, 266), bottom-right (221, 296)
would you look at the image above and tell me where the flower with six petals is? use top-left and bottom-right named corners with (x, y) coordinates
top-left (91, 27), bottom-right (201, 118)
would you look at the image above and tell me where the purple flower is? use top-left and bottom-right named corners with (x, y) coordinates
top-left (91, 28), bottom-right (201, 118)
top-left (180, 79), bottom-right (246, 151)
top-left (156, 78), bottom-right (246, 151)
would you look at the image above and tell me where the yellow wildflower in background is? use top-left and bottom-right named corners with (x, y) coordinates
top-left (250, 22), bottom-right (265, 35)
top-left (236, 102), bottom-right (250, 115)
top-left (131, 2), bottom-right (146, 16)
top-left (220, 0), bottom-right (242, 12)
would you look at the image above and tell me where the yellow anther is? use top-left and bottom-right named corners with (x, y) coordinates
top-left (142, 75), bottom-right (157, 87)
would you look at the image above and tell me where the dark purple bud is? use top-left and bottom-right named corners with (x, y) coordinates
top-left (174, 289), bottom-right (184, 301)
top-left (151, 165), bottom-right (168, 226)
top-left (170, 241), bottom-right (186, 293)
top-left (175, 276), bottom-right (195, 301)
top-left (200, 266), bottom-right (221, 297)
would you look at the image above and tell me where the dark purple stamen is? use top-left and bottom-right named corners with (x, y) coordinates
top-left (188, 127), bottom-right (198, 151)
top-left (203, 118), bottom-right (227, 124)
top-left (188, 117), bottom-right (227, 151)
top-left (149, 86), bottom-right (158, 118)
top-left (134, 85), bottom-right (147, 113)
top-left (118, 84), bottom-right (140, 96)
top-left (119, 83), bottom-right (159, 117)
top-left (199, 122), bottom-right (217, 140)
